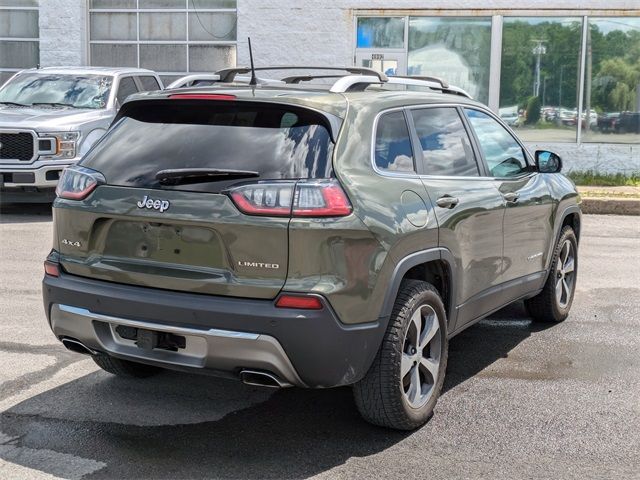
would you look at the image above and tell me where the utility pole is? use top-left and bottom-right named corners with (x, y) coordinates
top-left (584, 23), bottom-right (592, 131)
top-left (559, 65), bottom-right (564, 108)
top-left (532, 39), bottom-right (546, 97)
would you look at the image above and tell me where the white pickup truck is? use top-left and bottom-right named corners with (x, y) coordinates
top-left (0, 67), bottom-right (163, 202)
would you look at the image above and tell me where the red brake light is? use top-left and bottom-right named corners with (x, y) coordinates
top-left (228, 180), bottom-right (351, 218)
top-left (44, 261), bottom-right (60, 277)
top-left (168, 94), bottom-right (236, 100)
top-left (275, 294), bottom-right (323, 310)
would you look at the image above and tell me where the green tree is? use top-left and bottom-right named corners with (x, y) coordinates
top-left (526, 96), bottom-right (542, 124)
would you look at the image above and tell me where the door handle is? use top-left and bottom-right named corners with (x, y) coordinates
top-left (503, 192), bottom-right (519, 203)
top-left (436, 195), bottom-right (460, 209)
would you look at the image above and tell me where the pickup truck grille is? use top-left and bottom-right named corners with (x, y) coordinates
top-left (0, 132), bottom-right (35, 161)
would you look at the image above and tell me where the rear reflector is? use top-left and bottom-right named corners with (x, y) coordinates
top-left (168, 94), bottom-right (236, 100)
top-left (44, 261), bottom-right (60, 277)
top-left (275, 295), bottom-right (323, 310)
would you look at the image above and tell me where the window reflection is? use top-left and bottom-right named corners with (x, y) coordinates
top-left (465, 109), bottom-right (528, 177)
top-left (0, 73), bottom-right (113, 109)
top-left (375, 111), bottom-right (415, 172)
top-left (357, 17), bottom-right (405, 49)
top-left (582, 17), bottom-right (640, 144)
top-left (411, 108), bottom-right (479, 177)
top-left (500, 17), bottom-right (582, 142)
top-left (408, 17), bottom-right (491, 104)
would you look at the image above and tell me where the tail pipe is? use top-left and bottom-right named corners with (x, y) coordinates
top-left (239, 369), bottom-right (292, 388)
top-left (61, 337), bottom-right (97, 356)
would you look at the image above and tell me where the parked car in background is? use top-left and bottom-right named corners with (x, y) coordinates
top-left (558, 108), bottom-right (577, 126)
top-left (499, 105), bottom-right (520, 127)
top-left (0, 67), bottom-right (163, 202)
top-left (581, 109), bottom-right (598, 129)
top-left (541, 106), bottom-right (559, 122)
top-left (597, 112), bottom-right (620, 133)
top-left (616, 111), bottom-right (640, 134)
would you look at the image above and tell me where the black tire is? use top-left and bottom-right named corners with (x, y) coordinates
top-left (93, 354), bottom-right (162, 378)
top-left (525, 226), bottom-right (578, 323)
top-left (353, 280), bottom-right (448, 430)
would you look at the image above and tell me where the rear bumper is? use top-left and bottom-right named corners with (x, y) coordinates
top-left (43, 272), bottom-right (388, 388)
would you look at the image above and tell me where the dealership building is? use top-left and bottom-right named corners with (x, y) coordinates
top-left (1, 0), bottom-right (639, 173)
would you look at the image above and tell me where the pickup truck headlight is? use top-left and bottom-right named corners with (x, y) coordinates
top-left (38, 131), bottom-right (79, 159)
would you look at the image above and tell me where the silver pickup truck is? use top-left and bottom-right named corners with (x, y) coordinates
top-left (0, 67), bottom-right (163, 202)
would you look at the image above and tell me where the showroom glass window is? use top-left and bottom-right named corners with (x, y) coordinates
top-left (0, 1), bottom-right (39, 86)
top-left (581, 17), bottom-right (640, 145)
top-left (408, 17), bottom-right (492, 105)
top-left (89, 0), bottom-right (237, 84)
top-left (499, 17), bottom-right (582, 143)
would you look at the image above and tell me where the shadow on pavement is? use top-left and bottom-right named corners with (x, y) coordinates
top-left (0, 303), bottom-right (555, 479)
top-left (0, 202), bottom-right (53, 223)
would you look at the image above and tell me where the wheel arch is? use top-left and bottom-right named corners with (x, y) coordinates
top-left (543, 204), bottom-right (581, 278)
top-left (380, 248), bottom-right (458, 329)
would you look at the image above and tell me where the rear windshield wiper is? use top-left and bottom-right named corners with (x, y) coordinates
top-left (31, 102), bottom-right (76, 108)
top-left (0, 101), bottom-right (30, 107)
top-left (155, 168), bottom-right (260, 186)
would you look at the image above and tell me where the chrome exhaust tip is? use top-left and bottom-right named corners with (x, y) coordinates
top-left (61, 337), bottom-right (97, 356)
top-left (239, 369), bottom-right (292, 388)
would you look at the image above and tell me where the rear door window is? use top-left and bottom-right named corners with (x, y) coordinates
top-left (137, 76), bottom-right (161, 91)
top-left (411, 107), bottom-right (479, 177)
top-left (374, 111), bottom-right (415, 173)
top-left (116, 77), bottom-right (138, 105)
top-left (81, 100), bottom-right (335, 193)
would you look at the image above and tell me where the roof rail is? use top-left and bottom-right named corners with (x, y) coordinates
top-left (386, 76), bottom-right (471, 98)
top-left (282, 74), bottom-right (345, 84)
top-left (216, 66), bottom-right (388, 83)
top-left (329, 75), bottom-right (386, 93)
top-left (392, 75), bottom-right (449, 89)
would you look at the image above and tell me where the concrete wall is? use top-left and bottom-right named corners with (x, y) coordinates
top-left (39, 0), bottom-right (86, 67)
top-left (527, 143), bottom-right (640, 175)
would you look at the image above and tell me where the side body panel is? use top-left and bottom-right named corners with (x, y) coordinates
top-left (497, 173), bottom-right (555, 282)
top-left (422, 177), bottom-right (505, 331)
top-left (325, 101), bottom-right (439, 326)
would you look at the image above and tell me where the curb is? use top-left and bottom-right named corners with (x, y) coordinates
top-left (580, 198), bottom-right (640, 216)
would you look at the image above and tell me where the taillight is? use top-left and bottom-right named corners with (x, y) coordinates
top-left (293, 181), bottom-right (352, 217)
top-left (229, 182), bottom-right (295, 217)
top-left (56, 166), bottom-right (105, 200)
top-left (228, 179), bottom-right (352, 218)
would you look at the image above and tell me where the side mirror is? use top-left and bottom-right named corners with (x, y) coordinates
top-left (535, 150), bottom-right (562, 173)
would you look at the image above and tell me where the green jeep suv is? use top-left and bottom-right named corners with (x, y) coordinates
top-left (42, 67), bottom-right (581, 430)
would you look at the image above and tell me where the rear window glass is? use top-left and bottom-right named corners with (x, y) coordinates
top-left (374, 111), bottom-right (415, 173)
top-left (81, 101), bottom-right (335, 193)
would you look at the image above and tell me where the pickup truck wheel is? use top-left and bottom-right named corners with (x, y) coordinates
top-left (353, 280), bottom-right (448, 430)
top-left (525, 226), bottom-right (578, 322)
top-left (93, 354), bottom-right (162, 378)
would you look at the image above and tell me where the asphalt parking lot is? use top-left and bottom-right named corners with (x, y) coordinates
top-left (0, 205), bottom-right (638, 479)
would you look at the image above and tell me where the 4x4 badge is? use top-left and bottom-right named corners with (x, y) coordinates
top-left (137, 195), bottom-right (170, 213)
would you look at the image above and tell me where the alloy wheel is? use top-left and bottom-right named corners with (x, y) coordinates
top-left (555, 239), bottom-right (576, 308)
top-left (401, 304), bottom-right (442, 409)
